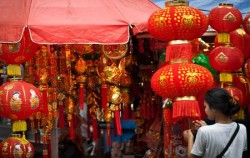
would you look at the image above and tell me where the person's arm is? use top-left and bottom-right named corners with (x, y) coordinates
top-left (183, 129), bottom-right (202, 158)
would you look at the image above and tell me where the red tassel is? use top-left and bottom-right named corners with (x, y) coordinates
top-left (43, 147), bottom-right (49, 158)
top-left (41, 87), bottom-right (48, 115)
top-left (69, 119), bottom-right (75, 141)
top-left (79, 84), bottom-right (84, 110)
top-left (101, 84), bottom-right (108, 109)
top-left (115, 105), bottom-right (122, 135)
top-left (92, 118), bottom-right (99, 141)
top-left (107, 123), bottom-right (111, 147)
top-left (172, 100), bottom-right (201, 123)
top-left (166, 41), bottom-right (192, 63)
top-left (58, 104), bottom-right (65, 128)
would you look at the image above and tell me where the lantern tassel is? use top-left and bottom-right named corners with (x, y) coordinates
top-left (172, 98), bottom-right (201, 123)
top-left (12, 120), bottom-right (27, 132)
top-left (79, 84), bottom-right (84, 110)
top-left (166, 41), bottom-right (192, 63)
top-left (219, 72), bottom-right (233, 83)
top-left (69, 119), bottom-right (75, 140)
top-left (218, 33), bottom-right (230, 44)
top-left (7, 64), bottom-right (22, 76)
top-left (115, 105), bottom-right (122, 135)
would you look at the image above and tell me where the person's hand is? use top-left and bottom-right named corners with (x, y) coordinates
top-left (192, 120), bottom-right (207, 130)
top-left (183, 129), bottom-right (194, 143)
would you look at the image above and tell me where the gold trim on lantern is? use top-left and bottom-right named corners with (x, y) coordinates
top-left (175, 96), bottom-right (196, 101)
top-left (219, 3), bottom-right (233, 7)
top-left (165, 0), bottom-right (189, 7)
top-left (168, 40), bottom-right (190, 45)
top-left (169, 58), bottom-right (189, 64)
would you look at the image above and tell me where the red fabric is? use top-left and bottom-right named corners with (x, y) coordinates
top-left (69, 119), bottom-right (75, 141)
top-left (0, 0), bottom-right (159, 44)
top-left (79, 85), bottom-right (84, 110)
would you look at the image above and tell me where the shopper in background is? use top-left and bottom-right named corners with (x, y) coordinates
top-left (183, 87), bottom-right (247, 158)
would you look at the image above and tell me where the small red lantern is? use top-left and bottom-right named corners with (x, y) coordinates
top-left (209, 45), bottom-right (244, 72)
top-left (243, 58), bottom-right (250, 80)
top-left (0, 136), bottom-right (35, 158)
top-left (232, 73), bottom-right (250, 106)
top-left (208, 3), bottom-right (242, 44)
top-left (0, 28), bottom-right (38, 64)
top-left (151, 63), bottom-right (214, 98)
top-left (243, 13), bottom-right (250, 35)
top-left (224, 84), bottom-right (244, 107)
top-left (147, 1), bottom-right (208, 42)
top-left (0, 80), bottom-right (42, 132)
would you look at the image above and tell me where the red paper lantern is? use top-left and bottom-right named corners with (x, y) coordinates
top-left (214, 28), bottom-right (250, 59)
top-left (243, 13), bottom-right (250, 35)
top-left (0, 80), bottom-right (42, 121)
top-left (232, 73), bottom-right (250, 106)
top-left (0, 136), bottom-right (35, 158)
top-left (151, 63), bottom-right (214, 98)
top-left (209, 45), bottom-right (244, 72)
top-left (224, 84), bottom-right (244, 108)
top-left (147, 2), bottom-right (208, 41)
top-left (208, 3), bottom-right (242, 43)
top-left (0, 28), bottom-right (38, 64)
top-left (243, 58), bottom-right (250, 80)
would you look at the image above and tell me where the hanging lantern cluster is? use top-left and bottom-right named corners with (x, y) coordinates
top-left (148, 0), bottom-right (213, 122)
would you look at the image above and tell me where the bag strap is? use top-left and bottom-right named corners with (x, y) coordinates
top-left (216, 123), bottom-right (240, 158)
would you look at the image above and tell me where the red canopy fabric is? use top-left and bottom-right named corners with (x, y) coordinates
top-left (0, 0), bottom-right (159, 44)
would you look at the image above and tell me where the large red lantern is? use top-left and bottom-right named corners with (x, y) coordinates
top-left (0, 136), bottom-right (35, 158)
top-left (0, 80), bottom-right (42, 132)
top-left (147, 1), bottom-right (208, 42)
top-left (0, 28), bottom-right (38, 64)
top-left (151, 63), bottom-right (214, 98)
top-left (151, 62), bottom-right (214, 121)
top-left (243, 13), bottom-right (250, 35)
top-left (208, 3), bottom-right (242, 44)
top-left (209, 45), bottom-right (244, 72)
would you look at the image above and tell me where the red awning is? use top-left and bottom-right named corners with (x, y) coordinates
top-left (0, 0), bottom-right (159, 44)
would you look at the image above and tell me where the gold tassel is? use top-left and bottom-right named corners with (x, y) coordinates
top-left (7, 64), bottom-right (21, 76)
top-left (218, 33), bottom-right (230, 44)
top-left (12, 120), bottom-right (27, 132)
top-left (219, 72), bottom-right (233, 83)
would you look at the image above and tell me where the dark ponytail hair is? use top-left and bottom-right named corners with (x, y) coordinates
top-left (204, 87), bottom-right (240, 116)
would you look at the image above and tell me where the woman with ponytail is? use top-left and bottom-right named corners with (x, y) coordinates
top-left (183, 87), bottom-right (247, 158)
